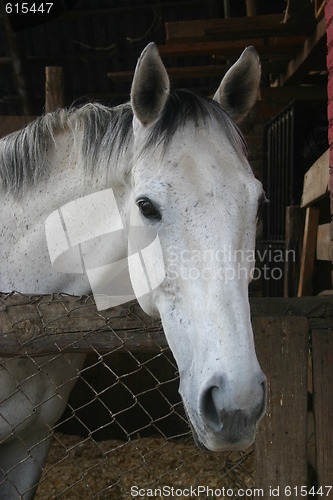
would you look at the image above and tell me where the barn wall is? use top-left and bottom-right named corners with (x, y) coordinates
top-left (325, 0), bottom-right (333, 285)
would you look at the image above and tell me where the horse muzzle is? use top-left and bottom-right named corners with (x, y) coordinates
top-left (182, 372), bottom-right (267, 452)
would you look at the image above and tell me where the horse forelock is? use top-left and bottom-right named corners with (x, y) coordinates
top-left (139, 89), bottom-right (248, 160)
top-left (0, 91), bottom-right (247, 196)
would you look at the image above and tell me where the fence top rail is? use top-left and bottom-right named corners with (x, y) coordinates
top-left (0, 292), bottom-right (332, 356)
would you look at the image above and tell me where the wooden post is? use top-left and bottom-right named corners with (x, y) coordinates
top-left (245, 0), bottom-right (257, 16)
top-left (297, 205), bottom-right (320, 296)
top-left (312, 329), bottom-right (333, 490)
top-left (284, 206), bottom-right (305, 297)
top-left (325, 0), bottom-right (333, 287)
top-left (223, 0), bottom-right (230, 18)
top-left (254, 316), bottom-right (309, 497)
top-left (45, 67), bottom-right (65, 113)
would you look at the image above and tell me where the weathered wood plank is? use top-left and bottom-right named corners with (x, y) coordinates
top-left (279, 16), bottom-right (327, 86)
top-left (316, 223), bottom-right (332, 261)
top-left (301, 149), bottom-right (330, 208)
top-left (158, 38), bottom-right (305, 59)
top-left (1, 294), bottom-right (332, 325)
top-left (0, 294), bottom-right (162, 355)
top-left (0, 329), bottom-right (166, 356)
top-left (107, 60), bottom-right (309, 83)
top-left (284, 206), bottom-right (305, 297)
top-left (165, 14), bottom-right (314, 43)
top-left (107, 61), bottom-right (303, 83)
top-left (250, 296), bottom-right (333, 322)
top-left (0, 294), bottom-right (332, 356)
top-left (298, 206), bottom-right (320, 296)
top-left (254, 316), bottom-right (309, 497)
top-left (312, 329), bottom-right (333, 490)
top-left (107, 65), bottom-right (228, 82)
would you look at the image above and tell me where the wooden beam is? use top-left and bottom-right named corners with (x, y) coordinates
top-left (107, 65), bottom-right (228, 82)
top-left (297, 206), bottom-right (320, 296)
top-left (158, 37), bottom-right (306, 59)
top-left (165, 14), bottom-right (314, 43)
top-left (279, 16), bottom-right (327, 86)
top-left (1, 86), bottom-right (326, 111)
top-left (0, 294), bottom-right (332, 356)
top-left (301, 149), bottom-right (330, 208)
top-left (107, 61), bottom-right (297, 83)
top-left (316, 224), bottom-right (332, 261)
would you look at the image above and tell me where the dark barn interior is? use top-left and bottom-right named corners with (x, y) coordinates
top-left (0, 1), bottom-right (332, 498)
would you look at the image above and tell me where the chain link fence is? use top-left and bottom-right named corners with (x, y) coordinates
top-left (0, 293), bottom-right (254, 499)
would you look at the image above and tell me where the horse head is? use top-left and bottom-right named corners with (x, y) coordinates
top-left (128, 43), bottom-right (266, 451)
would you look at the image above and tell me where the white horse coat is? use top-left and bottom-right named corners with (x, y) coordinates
top-left (0, 43), bottom-right (266, 498)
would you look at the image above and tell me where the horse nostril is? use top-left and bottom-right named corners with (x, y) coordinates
top-left (258, 378), bottom-right (267, 419)
top-left (200, 384), bottom-right (224, 431)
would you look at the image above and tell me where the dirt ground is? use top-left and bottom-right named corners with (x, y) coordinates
top-left (35, 433), bottom-right (254, 499)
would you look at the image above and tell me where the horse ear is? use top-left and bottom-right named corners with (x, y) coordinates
top-left (131, 42), bottom-right (170, 127)
top-left (213, 46), bottom-right (261, 123)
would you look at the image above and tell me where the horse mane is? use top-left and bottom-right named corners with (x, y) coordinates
top-left (0, 90), bottom-right (247, 196)
top-left (143, 89), bottom-right (247, 159)
top-left (0, 102), bottom-right (133, 195)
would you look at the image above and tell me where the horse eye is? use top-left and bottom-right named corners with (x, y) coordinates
top-left (257, 193), bottom-right (268, 220)
top-left (137, 198), bottom-right (161, 220)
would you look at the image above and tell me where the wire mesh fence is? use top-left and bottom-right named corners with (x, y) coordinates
top-left (0, 292), bottom-right (255, 499)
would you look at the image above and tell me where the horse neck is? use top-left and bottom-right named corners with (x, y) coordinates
top-left (45, 124), bottom-right (134, 211)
